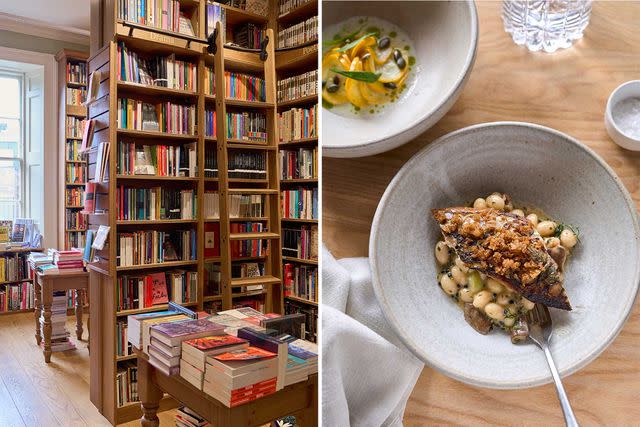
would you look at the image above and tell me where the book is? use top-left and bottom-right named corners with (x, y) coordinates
top-left (203, 223), bottom-right (220, 258)
top-left (149, 354), bottom-right (180, 376)
top-left (175, 406), bottom-right (210, 427)
top-left (281, 188), bottom-right (318, 220)
top-left (81, 119), bottom-right (95, 152)
top-left (277, 15), bottom-right (317, 48)
top-left (126, 310), bottom-right (182, 349)
top-left (277, 69), bottom-right (317, 103)
top-left (236, 328), bottom-right (288, 390)
top-left (213, 346), bottom-right (276, 361)
top-left (94, 142), bottom-right (110, 182)
top-left (148, 344), bottom-right (181, 367)
top-left (92, 225), bottom-right (109, 250)
top-left (150, 319), bottom-right (225, 347)
top-left (182, 335), bottom-right (249, 370)
top-left (0, 221), bottom-right (11, 243)
top-left (279, 148), bottom-right (317, 180)
top-left (278, 104), bottom-right (317, 143)
top-left (85, 71), bottom-right (101, 106)
top-left (148, 272), bottom-right (169, 305)
top-left (261, 313), bottom-right (307, 339)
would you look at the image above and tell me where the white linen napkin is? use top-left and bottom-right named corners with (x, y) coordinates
top-left (322, 245), bottom-right (424, 426)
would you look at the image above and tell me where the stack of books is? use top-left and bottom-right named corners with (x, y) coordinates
top-left (285, 339), bottom-right (318, 386)
top-left (27, 252), bottom-right (53, 272)
top-left (52, 249), bottom-right (84, 273)
top-left (180, 334), bottom-right (249, 390)
top-left (175, 406), bottom-right (210, 427)
top-left (40, 290), bottom-right (75, 351)
top-left (202, 346), bottom-right (278, 407)
top-left (148, 319), bottom-right (225, 376)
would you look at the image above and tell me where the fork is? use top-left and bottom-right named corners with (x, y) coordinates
top-left (526, 304), bottom-right (580, 427)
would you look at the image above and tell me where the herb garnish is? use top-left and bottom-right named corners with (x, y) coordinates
top-left (554, 223), bottom-right (580, 241)
top-left (330, 68), bottom-right (381, 83)
top-left (322, 26), bottom-right (365, 47)
top-left (337, 32), bottom-right (378, 52)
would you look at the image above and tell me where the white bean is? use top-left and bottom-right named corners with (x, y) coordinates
top-left (486, 278), bottom-right (504, 294)
top-left (496, 293), bottom-right (514, 306)
top-left (486, 194), bottom-right (505, 210)
top-left (484, 303), bottom-right (506, 321)
top-left (526, 213), bottom-right (539, 227)
top-left (459, 288), bottom-right (476, 303)
top-left (472, 290), bottom-right (493, 310)
top-left (521, 297), bottom-right (535, 311)
top-left (545, 237), bottom-right (560, 248)
top-left (451, 266), bottom-right (468, 285)
top-left (537, 220), bottom-right (557, 237)
top-left (454, 257), bottom-right (469, 273)
top-left (440, 274), bottom-right (458, 295)
top-left (560, 229), bottom-right (578, 249)
top-left (511, 209), bottom-right (524, 217)
top-left (503, 317), bottom-right (516, 328)
top-left (473, 198), bottom-right (487, 209)
top-left (435, 241), bottom-right (450, 265)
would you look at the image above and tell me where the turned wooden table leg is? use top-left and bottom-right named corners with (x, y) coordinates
top-left (42, 286), bottom-right (52, 363)
top-left (75, 289), bottom-right (83, 340)
top-left (138, 356), bottom-right (163, 427)
top-left (34, 277), bottom-right (41, 346)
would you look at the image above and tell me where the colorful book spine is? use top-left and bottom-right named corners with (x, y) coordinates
top-left (117, 98), bottom-right (196, 135)
top-left (278, 105), bottom-right (317, 142)
top-left (116, 186), bottom-right (197, 221)
top-left (224, 71), bottom-right (266, 102)
top-left (277, 70), bottom-right (318, 102)
top-left (226, 112), bottom-right (267, 142)
top-left (117, 229), bottom-right (196, 267)
top-left (280, 188), bottom-right (318, 220)
top-left (205, 109), bottom-right (217, 137)
top-left (279, 148), bottom-right (317, 180)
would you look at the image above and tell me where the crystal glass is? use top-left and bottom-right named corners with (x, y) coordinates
top-left (502, 0), bottom-right (592, 52)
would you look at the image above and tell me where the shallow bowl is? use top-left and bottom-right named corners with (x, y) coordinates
top-left (369, 122), bottom-right (640, 389)
top-left (322, 0), bottom-right (478, 158)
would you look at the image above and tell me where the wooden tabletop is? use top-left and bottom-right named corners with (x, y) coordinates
top-left (322, 1), bottom-right (640, 425)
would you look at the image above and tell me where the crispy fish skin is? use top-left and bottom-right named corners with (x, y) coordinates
top-left (432, 207), bottom-right (572, 311)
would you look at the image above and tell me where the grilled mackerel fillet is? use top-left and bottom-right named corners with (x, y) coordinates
top-left (432, 207), bottom-right (571, 310)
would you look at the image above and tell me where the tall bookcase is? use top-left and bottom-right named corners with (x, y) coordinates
top-left (56, 49), bottom-right (89, 251)
top-left (272, 0), bottom-right (319, 342)
top-left (87, 1), bottom-right (291, 423)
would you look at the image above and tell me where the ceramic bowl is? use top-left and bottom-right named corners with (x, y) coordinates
top-left (322, 0), bottom-right (478, 158)
top-left (605, 80), bottom-right (640, 151)
top-left (369, 122), bottom-right (640, 389)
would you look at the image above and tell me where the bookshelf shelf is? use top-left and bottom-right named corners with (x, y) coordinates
top-left (115, 175), bottom-right (200, 182)
top-left (116, 81), bottom-right (198, 98)
top-left (229, 231), bottom-right (280, 240)
top-left (282, 256), bottom-right (317, 266)
top-left (116, 260), bottom-right (198, 272)
top-left (230, 275), bottom-right (281, 286)
top-left (66, 182), bottom-right (86, 186)
top-left (0, 278), bottom-right (32, 286)
top-left (203, 295), bottom-right (222, 302)
top-left (275, 43), bottom-right (318, 72)
top-left (227, 188), bottom-right (278, 195)
top-left (225, 98), bottom-right (274, 108)
top-left (231, 255), bottom-right (268, 261)
top-left (65, 205), bottom-right (84, 209)
top-left (285, 295), bottom-right (317, 306)
top-left (278, 0), bottom-right (318, 23)
top-left (66, 81), bottom-right (86, 88)
top-left (227, 178), bottom-right (269, 184)
top-left (220, 3), bottom-right (269, 25)
top-left (204, 256), bottom-right (221, 263)
top-left (116, 354), bottom-right (137, 362)
top-left (116, 219), bottom-right (198, 225)
top-left (277, 94), bottom-right (317, 109)
top-left (281, 217), bottom-right (317, 223)
top-left (232, 290), bottom-right (268, 298)
top-left (116, 128), bottom-right (197, 140)
top-left (278, 137), bottom-right (317, 147)
top-left (227, 142), bottom-right (276, 151)
top-left (280, 178), bottom-right (318, 184)
top-left (116, 302), bottom-right (199, 317)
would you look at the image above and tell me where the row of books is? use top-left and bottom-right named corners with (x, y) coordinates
top-left (227, 111), bottom-right (267, 142)
top-left (66, 87), bottom-right (86, 106)
top-left (205, 110), bottom-right (217, 137)
top-left (204, 193), bottom-right (266, 219)
top-left (282, 225), bottom-right (318, 260)
top-left (228, 151), bottom-right (266, 179)
top-left (116, 187), bottom-right (197, 221)
top-left (233, 297), bottom-right (265, 312)
top-left (116, 362), bottom-right (138, 407)
top-left (65, 232), bottom-right (86, 250)
top-left (175, 407), bottom-right (210, 427)
top-left (284, 300), bottom-right (317, 342)
top-left (0, 254), bottom-right (29, 283)
top-left (65, 140), bottom-right (83, 161)
top-left (225, 71), bottom-right (266, 102)
top-left (117, 230), bottom-right (196, 267)
top-left (204, 66), bottom-right (215, 96)
top-left (66, 116), bottom-right (83, 138)
top-left (281, 188), bottom-right (317, 220)
top-left (205, 2), bottom-right (226, 39)
top-left (204, 146), bottom-right (218, 178)
top-left (233, 23), bottom-right (266, 49)
top-left (277, 16), bottom-right (317, 49)
top-left (117, 0), bottom-right (192, 36)
top-left (278, 0), bottom-right (312, 16)
top-left (230, 223), bottom-right (267, 258)
top-left (117, 42), bottom-right (198, 91)
top-left (65, 209), bottom-right (86, 230)
top-left (278, 105), bottom-right (317, 143)
top-left (117, 320), bottom-right (131, 357)
top-left (117, 98), bottom-right (196, 135)
top-left (66, 61), bottom-right (86, 85)
top-left (66, 290), bottom-right (81, 309)
top-left (277, 70), bottom-right (317, 103)
top-left (116, 270), bottom-right (198, 312)
top-left (280, 148), bottom-right (317, 180)
top-left (66, 163), bottom-right (85, 184)
top-left (283, 264), bottom-right (317, 302)
top-left (117, 141), bottom-right (197, 177)
top-left (66, 187), bottom-right (85, 206)
top-left (0, 282), bottom-right (34, 312)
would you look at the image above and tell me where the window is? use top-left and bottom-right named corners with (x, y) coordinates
top-left (0, 72), bottom-right (23, 220)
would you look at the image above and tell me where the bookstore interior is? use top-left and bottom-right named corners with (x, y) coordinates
top-left (0, 0), bottom-right (318, 425)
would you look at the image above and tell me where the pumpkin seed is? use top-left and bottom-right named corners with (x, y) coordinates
top-left (377, 36), bottom-right (390, 49)
top-left (326, 83), bottom-right (339, 93)
top-left (332, 75), bottom-right (340, 85)
top-left (383, 82), bottom-right (397, 89)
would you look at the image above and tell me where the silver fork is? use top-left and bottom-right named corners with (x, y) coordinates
top-left (526, 304), bottom-right (579, 427)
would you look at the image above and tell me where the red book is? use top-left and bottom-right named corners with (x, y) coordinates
top-left (81, 119), bottom-right (95, 152)
top-left (149, 272), bottom-right (168, 305)
top-left (284, 264), bottom-right (293, 297)
top-left (204, 222), bottom-right (220, 258)
top-left (184, 335), bottom-right (247, 351)
top-left (213, 346), bottom-right (276, 361)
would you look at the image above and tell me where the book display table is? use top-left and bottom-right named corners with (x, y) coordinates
top-left (35, 270), bottom-right (89, 363)
top-left (134, 347), bottom-right (317, 427)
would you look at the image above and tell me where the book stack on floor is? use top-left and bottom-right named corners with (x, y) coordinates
top-left (180, 334), bottom-right (249, 390)
top-left (148, 318), bottom-right (225, 376)
top-left (285, 338), bottom-right (318, 386)
top-left (40, 290), bottom-right (75, 351)
top-left (52, 249), bottom-right (84, 273)
top-left (175, 406), bottom-right (210, 427)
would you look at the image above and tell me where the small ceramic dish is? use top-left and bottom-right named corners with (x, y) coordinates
top-left (322, 0), bottom-right (478, 158)
top-left (605, 80), bottom-right (640, 151)
top-left (370, 122), bottom-right (640, 389)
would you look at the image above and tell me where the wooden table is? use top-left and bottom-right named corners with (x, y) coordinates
top-left (323, 1), bottom-right (640, 425)
top-left (134, 348), bottom-right (317, 427)
top-left (34, 270), bottom-right (89, 363)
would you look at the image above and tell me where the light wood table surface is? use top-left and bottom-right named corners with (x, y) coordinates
top-left (322, 1), bottom-right (640, 425)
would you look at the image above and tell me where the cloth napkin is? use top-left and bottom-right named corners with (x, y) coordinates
top-left (322, 245), bottom-right (424, 426)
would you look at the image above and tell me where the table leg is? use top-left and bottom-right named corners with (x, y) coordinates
top-left (75, 289), bottom-right (83, 340)
top-left (86, 289), bottom-right (90, 352)
top-left (138, 357), bottom-right (163, 427)
top-left (34, 277), bottom-right (41, 346)
top-left (42, 289), bottom-right (52, 363)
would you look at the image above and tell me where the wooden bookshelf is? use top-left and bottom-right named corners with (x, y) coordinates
top-left (0, 248), bottom-right (42, 316)
top-left (88, 1), bottom-right (286, 423)
top-left (271, 0), bottom-right (319, 342)
top-left (56, 49), bottom-right (89, 252)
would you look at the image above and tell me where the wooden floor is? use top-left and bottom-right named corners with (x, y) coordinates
top-left (0, 311), bottom-right (177, 426)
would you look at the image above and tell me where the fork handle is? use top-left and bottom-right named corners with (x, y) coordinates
top-left (543, 345), bottom-right (579, 427)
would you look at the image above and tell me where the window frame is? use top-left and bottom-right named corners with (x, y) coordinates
top-left (0, 70), bottom-right (25, 219)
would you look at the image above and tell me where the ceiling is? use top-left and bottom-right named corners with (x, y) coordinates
top-left (0, 0), bottom-right (90, 34)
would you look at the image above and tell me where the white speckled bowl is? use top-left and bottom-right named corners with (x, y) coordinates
top-left (322, 0), bottom-right (478, 158)
top-left (370, 122), bottom-right (640, 389)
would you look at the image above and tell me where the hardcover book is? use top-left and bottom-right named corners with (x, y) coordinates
top-left (150, 319), bottom-right (225, 347)
top-left (148, 272), bottom-right (169, 305)
top-left (213, 346), bottom-right (276, 361)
